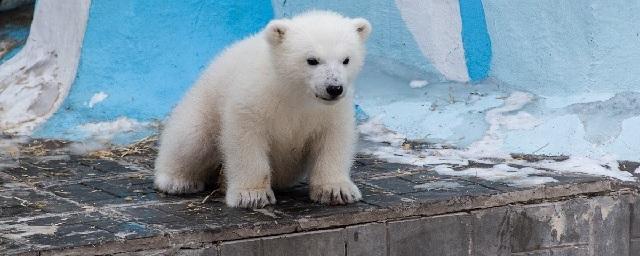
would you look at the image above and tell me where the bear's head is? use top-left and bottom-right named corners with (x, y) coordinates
top-left (264, 11), bottom-right (371, 104)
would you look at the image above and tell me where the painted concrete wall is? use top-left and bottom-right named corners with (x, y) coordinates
top-left (0, 0), bottom-right (90, 134)
top-left (480, 0), bottom-right (640, 160)
top-left (1, 0), bottom-right (640, 162)
top-left (35, 0), bottom-right (273, 142)
top-left (272, 0), bottom-right (489, 83)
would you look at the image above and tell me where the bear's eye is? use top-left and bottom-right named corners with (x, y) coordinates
top-left (343, 57), bottom-right (350, 65)
top-left (307, 58), bottom-right (319, 66)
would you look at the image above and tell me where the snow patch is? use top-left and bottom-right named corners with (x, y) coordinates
top-left (67, 140), bottom-right (109, 155)
top-left (64, 230), bottom-right (101, 237)
top-left (519, 155), bottom-right (634, 182)
top-left (114, 231), bottom-right (137, 239)
top-left (87, 91), bottom-right (108, 108)
top-left (358, 117), bottom-right (406, 147)
top-left (409, 80), bottom-right (429, 88)
top-left (75, 117), bottom-right (151, 141)
top-left (433, 164), bottom-right (557, 187)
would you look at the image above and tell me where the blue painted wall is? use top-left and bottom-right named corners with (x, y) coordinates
top-left (35, 0), bottom-right (273, 139)
top-left (459, 0), bottom-right (491, 81)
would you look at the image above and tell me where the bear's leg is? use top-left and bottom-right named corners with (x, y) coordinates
top-left (154, 102), bottom-right (220, 194)
top-left (308, 123), bottom-right (361, 205)
top-left (220, 117), bottom-right (276, 208)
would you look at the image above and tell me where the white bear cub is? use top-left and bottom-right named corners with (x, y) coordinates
top-left (154, 11), bottom-right (371, 208)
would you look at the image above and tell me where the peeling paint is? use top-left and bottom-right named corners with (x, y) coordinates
top-left (548, 210), bottom-right (567, 241)
top-left (87, 91), bottom-right (108, 108)
top-left (565, 92), bottom-right (640, 145)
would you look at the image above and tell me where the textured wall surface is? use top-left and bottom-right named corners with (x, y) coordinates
top-left (2, 0), bottom-right (640, 162)
top-left (0, 0), bottom-right (90, 134)
top-left (484, 0), bottom-right (640, 96)
top-left (481, 0), bottom-right (640, 159)
top-left (273, 0), bottom-right (444, 81)
top-left (34, 0), bottom-right (273, 141)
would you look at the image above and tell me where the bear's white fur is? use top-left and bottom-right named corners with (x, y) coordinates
top-left (154, 11), bottom-right (371, 208)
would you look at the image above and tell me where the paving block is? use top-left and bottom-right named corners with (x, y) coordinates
top-left (366, 177), bottom-right (419, 194)
top-left (510, 199), bottom-right (591, 253)
top-left (388, 214), bottom-right (471, 256)
top-left (261, 229), bottom-right (345, 256)
top-left (47, 183), bottom-right (121, 205)
top-left (590, 196), bottom-right (630, 256)
top-left (511, 246), bottom-right (588, 256)
top-left (0, 187), bottom-right (81, 222)
top-left (632, 196), bottom-right (640, 238)
top-left (177, 247), bottom-right (218, 256)
top-left (471, 206), bottom-right (511, 256)
top-left (549, 246), bottom-right (589, 256)
top-left (630, 239), bottom-right (640, 256)
top-left (220, 238), bottom-right (261, 256)
top-left (345, 223), bottom-right (387, 256)
top-left (358, 184), bottom-right (412, 208)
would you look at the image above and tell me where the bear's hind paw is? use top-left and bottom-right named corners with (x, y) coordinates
top-left (154, 173), bottom-right (206, 195)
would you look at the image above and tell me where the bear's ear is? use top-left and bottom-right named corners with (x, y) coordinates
top-left (265, 20), bottom-right (289, 46)
top-left (352, 18), bottom-right (371, 41)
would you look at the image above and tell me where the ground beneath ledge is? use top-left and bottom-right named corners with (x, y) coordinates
top-left (0, 137), bottom-right (639, 255)
top-left (0, 3), bottom-right (33, 63)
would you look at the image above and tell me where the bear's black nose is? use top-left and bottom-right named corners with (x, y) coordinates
top-left (326, 85), bottom-right (343, 97)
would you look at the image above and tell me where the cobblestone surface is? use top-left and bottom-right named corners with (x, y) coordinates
top-left (0, 138), bottom-right (638, 255)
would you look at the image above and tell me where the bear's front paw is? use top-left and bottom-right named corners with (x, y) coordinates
top-left (225, 188), bottom-right (276, 208)
top-left (310, 180), bottom-right (362, 205)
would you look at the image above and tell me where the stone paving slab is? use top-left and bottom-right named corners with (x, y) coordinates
top-left (0, 138), bottom-right (638, 255)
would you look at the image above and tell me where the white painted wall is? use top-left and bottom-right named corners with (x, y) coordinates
top-left (395, 0), bottom-right (469, 82)
top-left (0, 0), bottom-right (90, 134)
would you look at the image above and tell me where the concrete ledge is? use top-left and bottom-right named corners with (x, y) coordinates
top-left (0, 139), bottom-right (638, 255)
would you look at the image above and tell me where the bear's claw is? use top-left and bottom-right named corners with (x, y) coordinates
top-left (310, 180), bottom-right (362, 205)
top-left (225, 188), bottom-right (276, 208)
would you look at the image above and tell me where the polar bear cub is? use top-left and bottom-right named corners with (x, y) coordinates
top-left (154, 11), bottom-right (371, 208)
